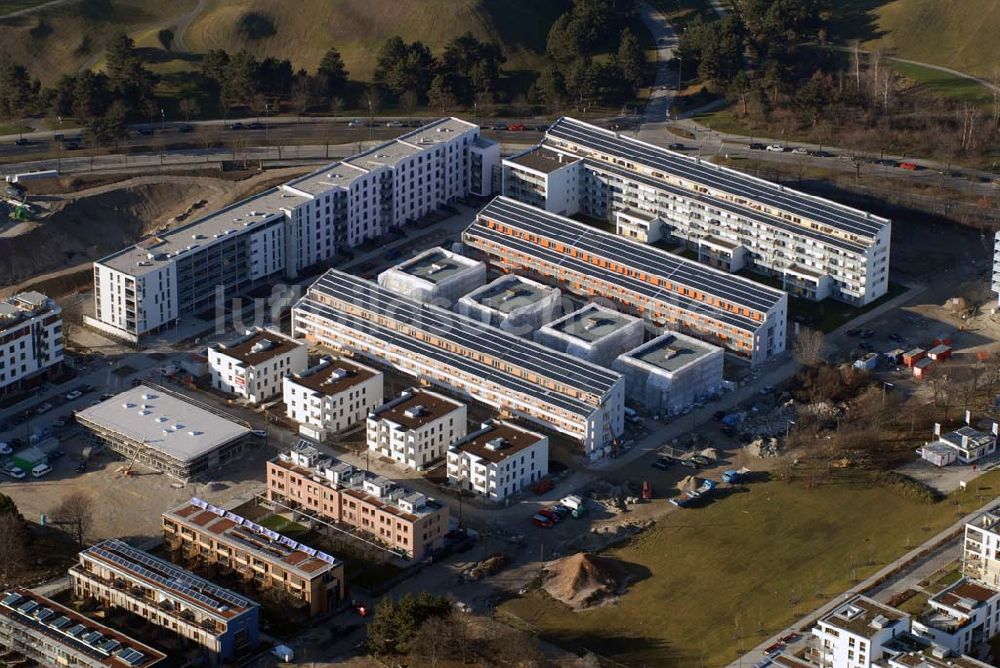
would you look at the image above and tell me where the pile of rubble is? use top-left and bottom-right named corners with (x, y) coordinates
top-left (586, 480), bottom-right (647, 514)
top-left (746, 437), bottom-right (781, 458)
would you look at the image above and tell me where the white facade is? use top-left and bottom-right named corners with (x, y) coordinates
top-left (502, 147), bottom-right (581, 216)
top-left (89, 118), bottom-right (497, 340)
top-left (963, 509), bottom-right (1000, 588)
top-left (0, 292), bottom-right (63, 394)
top-left (613, 331), bottom-right (725, 415)
top-left (615, 209), bottom-right (666, 243)
top-left (534, 303), bottom-right (645, 367)
top-left (447, 420), bottom-right (548, 501)
top-left (503, 117), bottom-right (892, 306)
top-left (366, 388), bottom-right (467, 469)
top-left (377, 247), bottom-right (486, 305)
top-left (811, 595), bottom-right (910, 668)
top-left (993, 232), bottom-right (1000, 307)
top-left (910, 578), bottom-right (1000, 656)
top-left (283, 356), bottom-right (384, 440)
top-left (457, 274), bottom-right (561, 335)
top-left (208, 328), bottom-right (307, 403)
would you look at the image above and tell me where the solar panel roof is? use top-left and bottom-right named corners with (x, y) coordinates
top-left (545, 117), bottom-right (888, 241)
top-left (472, 197), bottom-right (784, 318)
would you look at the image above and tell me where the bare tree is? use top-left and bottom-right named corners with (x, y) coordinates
top-left (992, 70), bottom-right (1000, 128)
top-left (409, 615), bottom-right (452, 667)
top-left (178, 98), bottom-right (200, 123)
top-left (793, 328), bottom-right (826, 366)
top-left (400, 89), bottom-right (419, 123)
top-left (0, 513), bottom-right (26, 582)
top-left (50, 493), bottom-right (94, 548)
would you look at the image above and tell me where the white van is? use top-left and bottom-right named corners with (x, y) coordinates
top-left (31, 463), bottom-right (52, 478)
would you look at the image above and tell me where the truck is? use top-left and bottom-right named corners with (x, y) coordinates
top-left (722, 467), bottom-right (750, 484)
top-left (669, 479), bottom-right (717, 508)
top-left (560, 495), bottom-right (586, 517)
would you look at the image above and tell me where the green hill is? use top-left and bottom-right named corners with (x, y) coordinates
top-left (0, 0), bottom-right (567, 86)
top-left (840, 0), bottom-right (1000, 79)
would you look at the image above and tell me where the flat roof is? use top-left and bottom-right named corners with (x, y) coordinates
top-left (371, 388), bottom-right (464, 430)
top-left (545, 304), bottom-right (640, 343)
top-left (469, 197), bottom-right (784, 332)
top-left (287, 356), bottom-right (380, 397)
top-left (819, 595), bottom-right (907, 638)
top-left (74, 385), bottom-right (250, 463)
top-left (450, 420), bottom-right (545, 465)
top-left (80, 539), bottom-right (256, 621)
top-left (942, 425), bottom-right (993, 448)
top-left (546, 117), bottom-right (888, 241)
top-left (507, 146), bottom-right (578, 174)
top-left (392, 247), bottom-right (481, 285)
top-left (165, 499), bottom-right (340, 578)
top-left (298, 271), bottom-right (622, 411)
top-left (210, 328), bottom-right (304, 367)
top-left (462, 274), bottom-right (557, 314)
top-left (932, 578), bottom-right (999, 612)
top-left (623, 331), bottom-right (721, 373)
top-left (98, 187), bottom-right (302, 275)
top-left (887, 648), bottom-right (993, 668)
top-left (0, 291), bottom-right (57, 333)
top-left (0, 588), bottom-right (167, 667)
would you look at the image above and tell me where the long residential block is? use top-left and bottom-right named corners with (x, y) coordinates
top-left (266, 442), bottom-right (449, 560)
top-left (162, 498), bottom-right (344, 616)
top-left (292, 270), bottom-right (626, 456)
top-left (87, 118), bottom-right (499, 341)
top-left (71, 539), bottom-right (259, 665)
top-left (464, 196), bottom-right (787, 366)
top-left (0, 588), bottom-right (166, 668)
top-left (0, 291), bottom-right (63, 395)
top-left (503, 117), bottom-right (891, 306)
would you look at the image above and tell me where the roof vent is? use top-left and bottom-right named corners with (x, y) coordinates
top-left (156, 416), bottom-right (167, 423)
top-left (188, 431), bottom-right (202, 436)
top-left (663, 347), bottom-right (680, 360)
top-left (404, 404), bottom-right (427, 419)
top-left (250, 339), bottom-right (275, 354)
top-left (485, 438), bottom-right (507, 452)
top-left (122, 403), bottom-right (134, 409)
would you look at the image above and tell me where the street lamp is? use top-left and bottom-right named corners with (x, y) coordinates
top-left (881, 381), bottom-right (894, 406)
top-left (785, 420), bottom-right (796, 438)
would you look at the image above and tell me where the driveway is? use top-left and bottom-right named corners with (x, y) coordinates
top-left (638, 3), bottom-right (680, 125)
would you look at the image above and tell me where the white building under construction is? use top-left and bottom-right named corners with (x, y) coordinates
top-left (377, 247), bottom-right (486, 305)
top-left (613, 332), bottom-right (724, 415)
top-left (457, 274), bottom-right (561, 334)
top-left (534, 303), bottom-right (645, 367)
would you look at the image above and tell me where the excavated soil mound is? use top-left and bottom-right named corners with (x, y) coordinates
top-left (698, 447), bottom-right (719, 461)
top-left (677, 475), bottom-right (700, 493)
top-left (543, 552), bottom-right (629, 610)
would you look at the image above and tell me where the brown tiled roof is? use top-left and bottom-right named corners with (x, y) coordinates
top-left (289, 358), bottom-right (379, 396)
top-left (372, 390), bottom-right (462, 430)
top-left (214, 330), bottom-right (302, 366)
top-left (451, 421), bottom-right (544, 465)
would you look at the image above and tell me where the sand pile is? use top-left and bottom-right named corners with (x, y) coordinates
top-left (543, 553), bottom-right (629, 610)
top-left (677, 475), bottom-right (700, 493)
top-left (698, 447), bottom-right (718, 461)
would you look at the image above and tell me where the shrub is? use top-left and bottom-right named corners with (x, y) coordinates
top-left (236, 12), bottom-right (276, 40)
top-left (876, 471), bottom-right (943, 504)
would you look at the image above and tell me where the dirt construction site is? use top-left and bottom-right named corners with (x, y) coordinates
top-left (0, 166), bottom-right (312, 296)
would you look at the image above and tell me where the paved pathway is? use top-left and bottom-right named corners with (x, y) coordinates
top-left (638, 2), bottom-right (679, 126)
top-left (0, 0), bottom-right (72, 20)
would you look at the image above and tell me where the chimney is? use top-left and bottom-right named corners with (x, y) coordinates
top-left (933, 423), bottom-right (941, 437)
top-left (965, 409), bottom-right (972, 426)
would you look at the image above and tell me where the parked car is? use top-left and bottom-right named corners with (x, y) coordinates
top-left (899, 161), bottom-right (919, 171)
top-left (538, 508), bottom-right (561, 524)
top-left (347, 119), bottom-right (365, 127)
top-left (550, 504), bottom-right (572, 519)
top-left (99, 393), bottom-right (115, 401)
top-left (749, 142), bottom-right (765, 150)
top-left (766, 144), bottom-right (785, 152)
top-left (0, 442), bottom-right (11, 455)
top-left (36, 402), bottom-right (53, 414)
top-left (506, 123), bottom-right (525, 131)
top-left (13, 137), bottom-right (29, 146)
top-left (385, 121), bottom-right (403, 128)
top-left (176, 123), bottom-right (193, 133)
top-left (247, 121), bottom-right (265, 130)
top-left (679, 459), bottom-right (698, 469)
top-left (758, 385), bottom-right (776, 395)
top-left (668, 142), bottom-right (685, 150)
top-left (31, 463), bottom-right (52, 478)
top-left (79, 384), bottom-right (95, 393)
top-left (651, 457), bottom-right (673, 471)
top-left (65, 390), bottom-right (82, 401)
top-left (531, 513), bottom-right (554, 528)
top-left (3, 466), bottom-right (25, 479)
top-left (691, 455), bottom-right (712, 467)
top-left (52, 417), bottom-right (69, 429)
top-left (227, 122), bottom-right (245, 130)
top-left (791, 147), bottom-right (809, 155)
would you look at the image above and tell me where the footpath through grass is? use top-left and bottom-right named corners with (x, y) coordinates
top-left (501, 470), bottom-right (1000, 666)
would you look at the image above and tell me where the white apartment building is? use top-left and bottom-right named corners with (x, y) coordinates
top-left (367, 388), bottom-right (467, 469)
top-left (0, 291), bottom-right (63, 395)
top-left (811, 595), bottom-right (910, 668)
top-left (88, 118), bottom-right (499, 341)
top-left (963, 507), bottom-right (1000, 587)
top-left (447, 420), bottom-right (548, 501)
top-left (283, 356), bottom-right (384, 440)
top-left (910, 578), bottom-right (1000, 655)
top-left (293, 270), bottom-right (627, 457)
top-left (502, 117), bottom-right (892, 306)
top-left (992, 232), bottom-right (1000, 307)
top-left (208, 327), bottom-right (307, 403)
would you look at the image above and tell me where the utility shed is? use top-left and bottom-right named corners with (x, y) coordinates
top-left (534, 303), bottom-right (644, 367)
top-left (377, 247), bottom-right (486, 305)
top-left (927, 344), bottom-right (952, 361)
top-left (457, 274), bottom-right (561, 335)
top-left (612, 331), bottom-right (724, 415)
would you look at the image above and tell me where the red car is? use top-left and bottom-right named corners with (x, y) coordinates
top-left (899, 161), bottom-right (918, 171)
top-left (538, 508), bottom-right (561, 524)
top-left (507, 123), bottom-right (525, 131)
top-left (531, 513), bottom-right (554, 528)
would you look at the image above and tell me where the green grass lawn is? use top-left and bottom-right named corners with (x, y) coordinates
top-left (788, 282), bottom-right (910, 333)
top-left (501, 470), bottom-right (1000, 666)
top-left (891, 61), bottom-right (994, 110)
top-left (895, 590), bottom-right (929, 616)
top-left (258, 513), bottom-right (309, 537)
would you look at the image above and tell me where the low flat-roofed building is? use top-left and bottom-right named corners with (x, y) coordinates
top-left (377, 247), bottom-right (486, 305)
top-left (877, 645), bottom-right (994, 668)
top-left (535, 303), bottom-right (644, 367)
top-left (448, 420), bottom-right (548, 501)
top-left (812, 594), bottom-right (910, 668)
top-left (0, 588), bottom-right (166, 668)
top-left (920, 422), bottom-right (997, 467)
top-left (284, 356), bottom-right (384, 441)
top-left (163, 499), bottom-right (343, 616)
top-left (73, 384), bottom-right (253, 480)
top-left (208, 327), bottom-right (307, 403)
top-left (367, 388), bottom-right (467, 470)
top-left (0, 291), bottom-right (63, 396)
top-left (267, 442), bottom-right (449, 560)
top-left (71, 539), bottom-right (259, 665)
top-left (457, 273), bottom-right (561, 334)
top-left (910, 578), bottom-right (1000, 655)
top-left (613, 331), bottom-right (724, 415)
top-left (615, 208), bottom-right (666, 244)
